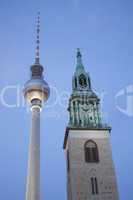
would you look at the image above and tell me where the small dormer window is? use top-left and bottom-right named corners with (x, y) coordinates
top-left (79, 74), bottom-right (87, 88)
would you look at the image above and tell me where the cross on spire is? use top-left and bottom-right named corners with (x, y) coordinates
top-left (35, 11), bottom-right (41, 64)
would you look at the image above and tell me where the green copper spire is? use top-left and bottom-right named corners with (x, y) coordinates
top-left (76, 48), bottom-right (85, 73)
top-left (73, 49), bottom-right (91, 91)
top-left (69, 50), bottom-right (103, 128)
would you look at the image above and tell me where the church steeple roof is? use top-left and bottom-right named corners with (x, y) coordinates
top-left (76, 48), bottom-right (85, 73)
top-left (73, 49), bottom-right (92, 91)
top-left (69, 50), bottom-right (102, 129)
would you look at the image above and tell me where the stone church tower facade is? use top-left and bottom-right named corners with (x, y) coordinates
top-left (63, 49), bottom-right (119, 200)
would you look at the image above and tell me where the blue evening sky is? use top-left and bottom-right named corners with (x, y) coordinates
top-left (0, 0), bottom-right (133, 199)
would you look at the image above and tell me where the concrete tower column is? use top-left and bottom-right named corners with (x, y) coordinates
top-left (24, 12), bottom-right (50, 200)
top-left (26, 106), bottom-right (41, 200)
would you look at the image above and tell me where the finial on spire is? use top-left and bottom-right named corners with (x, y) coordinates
top-left (35, 11), bottom-right (41, 64)
top-left (76, 48), bottom-right (84, 72)
top-left (77, 48), bottom-right (82, 58)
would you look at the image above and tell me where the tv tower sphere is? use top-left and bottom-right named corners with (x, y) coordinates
top-left (24, 66), bottom-right (50, 110)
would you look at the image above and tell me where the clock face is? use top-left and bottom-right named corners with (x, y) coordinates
top-left (80, 104), bottom-right (95, 125)
top-left (79, 74), bottom-right (87, 88)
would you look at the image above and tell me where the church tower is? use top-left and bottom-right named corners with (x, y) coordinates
top-left (63, 49), bottom-right (119, 200)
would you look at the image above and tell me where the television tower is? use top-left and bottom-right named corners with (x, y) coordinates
top-left (23, 12), bottom-right (50, 200)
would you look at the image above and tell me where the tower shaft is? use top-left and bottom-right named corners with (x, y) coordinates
top-left (26, 107), bottom-right (40, 200)
top-left (24, 12), bottom-right (50, 200)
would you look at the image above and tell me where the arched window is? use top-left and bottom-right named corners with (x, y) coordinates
top-left (84, 140), bottom-right (99, 163)
top-left (79, 74), bottom-right (87, 88)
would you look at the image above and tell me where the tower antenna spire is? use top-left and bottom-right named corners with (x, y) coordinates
top-left (35, 11), bottom-right (41, 64)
